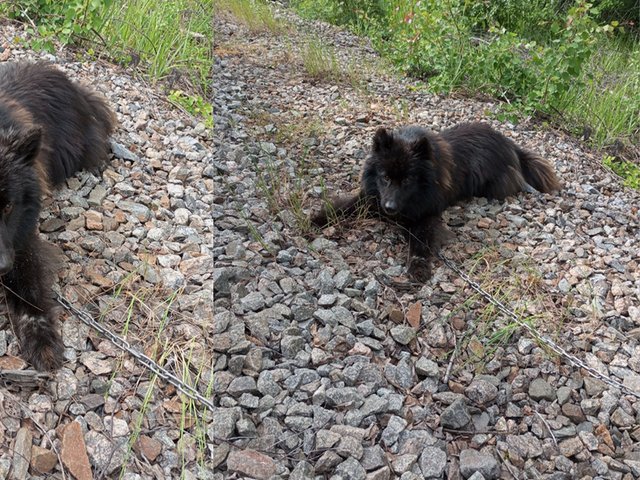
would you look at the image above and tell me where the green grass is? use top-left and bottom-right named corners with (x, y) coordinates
top-left (215, 0), bottom-right (285, 33)
top-left (453, 246), bottom-right (565, 366)
top-left (604, 155), bottom-right (640, 189)
top-left (561, 41), bottom-right (640, 149)
top-left (0, 0), bottom-right (212, 120)
top-left (301, 37), bottom-right (345, 81)
top-left (98, 0), bottom-right (212, 96)
top-left (168, 90), bottom-right (213, 128)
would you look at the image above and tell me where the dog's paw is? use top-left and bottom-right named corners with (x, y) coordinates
top-left (18, 312), bottom-right (64, 371)
top-left (408, 257), bottom-right (432, 283)
top-left (310, 211), bottom-right (329, 228)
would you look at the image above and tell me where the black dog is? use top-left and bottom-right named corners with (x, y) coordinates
top-left (0, 61), bottom-right (116, 370)
top-left (312, 122), bottom-right (560, 280)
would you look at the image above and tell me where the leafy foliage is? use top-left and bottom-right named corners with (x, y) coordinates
top-left (168, 90), bottom-right (213, 128)
top-left (0, 0), bottom-right (111, 51)
top-left (603, 155), bottom-right (640, 189)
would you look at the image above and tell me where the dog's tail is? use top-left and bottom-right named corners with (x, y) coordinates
top-left (517, 148), bottom-right (561, 193)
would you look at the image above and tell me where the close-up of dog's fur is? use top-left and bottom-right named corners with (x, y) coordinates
top-left (312, 122), bottom-right (560, 281)
top-left (0, 61), bottom-right (116, 371)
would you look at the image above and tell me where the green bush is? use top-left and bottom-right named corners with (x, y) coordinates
top-left (374, 1), bottom-right (611, 117)
top-left (0, 0), bottom-right (111, 51)
top-left (603, 155), bottom-right (640, 189)
top-left (292, 0), bottom-right (386, 35)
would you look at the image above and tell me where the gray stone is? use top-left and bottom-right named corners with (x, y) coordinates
top-left (505, 433), bottom-right (543, 459)
top-left (528, 378), bottom-right (555, 401)
top-left (611, 407), bottom-right (635, 427)
top-left (418, 446), bottom-right (447, 478)
top-left (325, 387), bottom-right (364, 407)
top-left (440, 398), bottom-right (471, 430)
top-left (85, 431), bottom-right (128, 474)
top-left (361, 445), bottom-right (386, 471)
top-left (459, 449), bottom-right (500, 480)
top-left (227, 376), bottom-right (258, 396)
top-left (290, 461), bottom-right (315, 480)
top-left (465, 380), bottom-right (498, 405)
top-left (583, 377), bottom-right (607, 397)
top-left (281, 335), bottom-right (305, 358)
top-left (335, 456), bottom-right (367, 480)
top-left (390, 325), bottom-right (416, 345)
top-left (558, 436), bottom-right (584, 457)
top-left (360, 394), bottom-right (389, 417)
top-left (211, 408), bottom-right (240, 439)
top-left (556, 386), bottom-right (572, 405)
top-left (226, 449), bottom-right (277, 479)
top-left (110, 140), bottom-right (138, 161)
top-left (384, 357), bottom-right (416, 389)
top-left (316, 451), bottom-right (342, 473)
top-left (240, 291), bottom-right (266, 312)
top-left (381, 415), bottom-right (407, 447)
top-left (415, 357), bottom-right (440, 378)
top-left (392, 454), bottom-right (418, 475)
top-left (366, 466), bottom-right (392, 480)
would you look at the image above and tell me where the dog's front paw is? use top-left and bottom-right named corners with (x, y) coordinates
top-left (18, 312), bottom-right (64, 371)
top-left (310, 210), bottom-right (330, 228)
top-left (408, 257), bottom-right (432, 283)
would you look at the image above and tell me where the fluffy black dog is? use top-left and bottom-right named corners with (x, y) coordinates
top-left (312, 122), bottom-right (560, 280)
top-left (0, 61), bottom-right (116, 370)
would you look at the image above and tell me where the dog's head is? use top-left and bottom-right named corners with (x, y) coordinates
top-left (362, 126), bottom-right (438, 218)
top-left (0, 112), bottom-right (43, 274)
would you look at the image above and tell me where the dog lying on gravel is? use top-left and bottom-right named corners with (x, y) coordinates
top-left (0, 61), bottom-right (116, 371)
top-left (312, 122), bottom-right (560, 281)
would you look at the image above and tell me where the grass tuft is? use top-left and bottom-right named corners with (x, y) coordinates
top-left (215, 0), bottom-right (285, 33)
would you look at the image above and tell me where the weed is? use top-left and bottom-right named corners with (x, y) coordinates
top-left (91, 266), bottom-right (212, 476)
top-left (215, 0), bottom-right (285, 33)
top-left (603, 154), bottom-right (640, 189)
top-left (0, 0), bottom-right (109, 51)
top-left (254, 152), bottom-right (315, 234)
top-left (290, 0), bottom-right (639, 157)
top-left (169, 90), bottom-right (213, 128)
top-left (302, 37), bottom-right (343, 81)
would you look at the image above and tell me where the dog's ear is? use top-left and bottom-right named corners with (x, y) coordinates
top-left (372, 127), bottom-right (393, 152)
top-left (413, 136), bottom-right (432, 158)
top-left (10, 127), bottom-right (42, 165)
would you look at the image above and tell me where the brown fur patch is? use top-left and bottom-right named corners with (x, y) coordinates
top-left (434, 137), bottom-right (454, 194)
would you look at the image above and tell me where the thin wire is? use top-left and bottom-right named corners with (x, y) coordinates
top-left (55, 294), bottom-right (214, 413)
top-left (436, 251), bottom-right (640, 399)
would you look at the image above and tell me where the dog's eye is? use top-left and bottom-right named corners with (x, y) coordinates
top-left (2, 203), bottom-right (13, 217)
top-left (382, 174), bottom-right (391, 183)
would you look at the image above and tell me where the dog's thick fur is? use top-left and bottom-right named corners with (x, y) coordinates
top-left (0, 61), bottom-right (116, 370)
top-left (312, 122), bottom-right (560, 281)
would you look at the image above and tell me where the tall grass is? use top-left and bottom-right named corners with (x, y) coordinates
top-left (561, 40), bottom-right (640, 148)
top-left (215, 0), bottom-right (284, 33)
top-left (99, 0), bottom-right (212, 95)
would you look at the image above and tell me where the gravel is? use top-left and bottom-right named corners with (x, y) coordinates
top-left (213, 5), bottom-right (640, 480)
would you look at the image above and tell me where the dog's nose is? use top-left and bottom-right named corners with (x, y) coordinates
top-left (383, 200), bottom-right (397, 214)
top-left (0, 252), bottom-right (13, 275)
